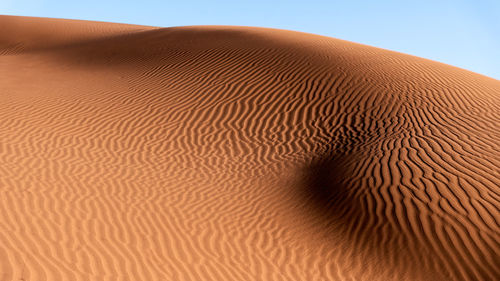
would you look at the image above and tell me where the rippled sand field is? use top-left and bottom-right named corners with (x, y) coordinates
top-left (1, 15), bottom-right (499, 281)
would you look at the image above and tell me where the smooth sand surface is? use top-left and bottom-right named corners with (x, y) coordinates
top-left (0, 15), bottom-right (499, 281)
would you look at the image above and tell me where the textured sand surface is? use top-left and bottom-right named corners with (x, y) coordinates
top-left (0, 15), bottom-right (499, 281)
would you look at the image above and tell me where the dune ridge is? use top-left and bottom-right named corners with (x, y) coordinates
top-left (0, 15), bottom-right (499, 281)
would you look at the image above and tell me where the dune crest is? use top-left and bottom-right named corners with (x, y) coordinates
top-left (0, 15), bottom-right (499, 281)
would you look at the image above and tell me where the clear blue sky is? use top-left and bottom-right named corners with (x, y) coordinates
top-left (2, 0), bottom-right (499, 80)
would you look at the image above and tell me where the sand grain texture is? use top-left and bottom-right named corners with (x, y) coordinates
top-left (0, 15), bottom-right (499, 281)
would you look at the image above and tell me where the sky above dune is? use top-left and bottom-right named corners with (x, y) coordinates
top-left (2, 0), bottom-right (499, 80)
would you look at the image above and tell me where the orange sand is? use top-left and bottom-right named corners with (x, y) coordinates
top-left (0, 15), bottom-right (499, 281)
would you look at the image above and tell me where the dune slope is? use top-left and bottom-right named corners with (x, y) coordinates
top-left (0, 15), bottom-right (499, 281)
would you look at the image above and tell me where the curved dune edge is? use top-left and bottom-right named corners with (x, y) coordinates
top-left (0, 15), bottom-right (499, 281)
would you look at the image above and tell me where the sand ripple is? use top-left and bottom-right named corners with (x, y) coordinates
top-left (1, 15), bottom-right (499, 281)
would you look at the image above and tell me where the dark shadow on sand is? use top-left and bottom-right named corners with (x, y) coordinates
top-left (297, 148), bottom-right (448, 280)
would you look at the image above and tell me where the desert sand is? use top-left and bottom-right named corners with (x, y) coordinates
top-left (0, 15), bottom-right (499, 281)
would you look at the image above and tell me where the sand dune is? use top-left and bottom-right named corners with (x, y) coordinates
top-left (0, 15), bottom-right (499, 281)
